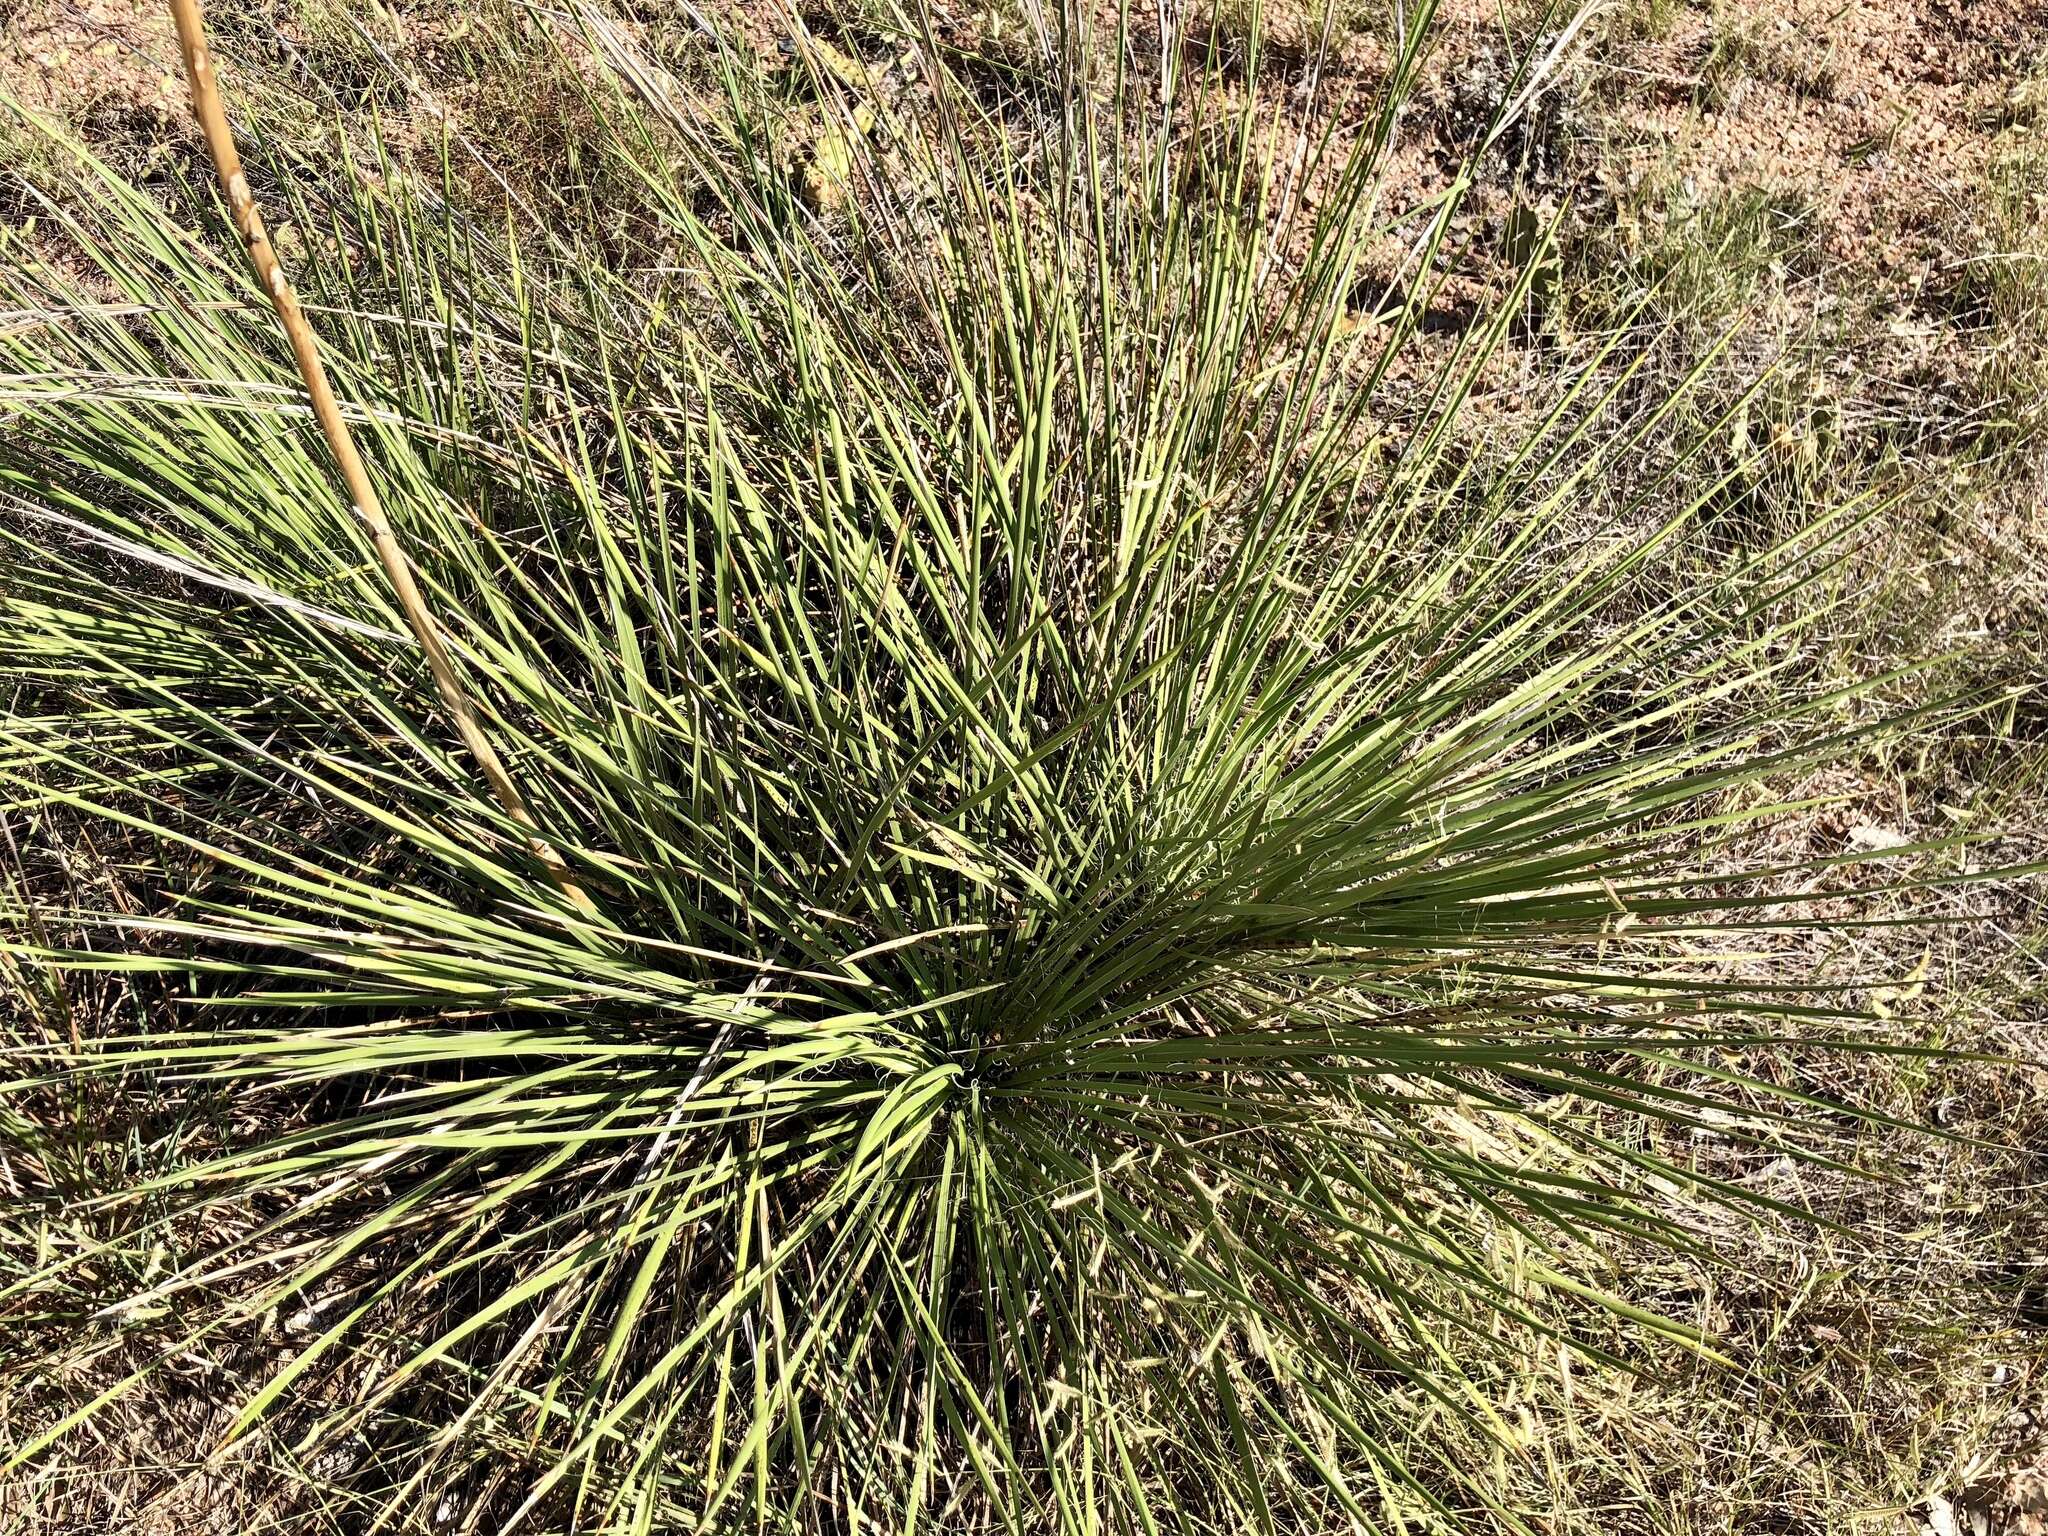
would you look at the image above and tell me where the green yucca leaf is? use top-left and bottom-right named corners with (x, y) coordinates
top-left (0, 4), bottom-right (2020, 1532)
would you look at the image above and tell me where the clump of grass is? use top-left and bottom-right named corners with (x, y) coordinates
top-left (1606, 0), bottom-right (1685, 45)
top-left (0, 3), bottom-right (2019, 1532)
top-left (1958, 119), bottom-right (2048, 447)
top-left (1550, 175), bottom-right (1840, 538)
top-left (1197, 0), bottom-right (1383, 65)
top-left (1622, 180), bottom-right (1819, 332)
top-left (1695, 8), bottom-right (1837, 110)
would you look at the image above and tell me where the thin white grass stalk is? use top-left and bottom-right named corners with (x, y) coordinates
top-left (3, 495), bottom-right (408, 643)
top-left (166, 0), bottom-right (594, 916)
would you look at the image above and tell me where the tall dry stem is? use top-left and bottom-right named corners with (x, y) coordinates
top-left (166, 0), bottom-right (594, 916)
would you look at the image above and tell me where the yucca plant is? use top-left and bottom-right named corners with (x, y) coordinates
top-left (0, 2), bottom-right (1997, 1531)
